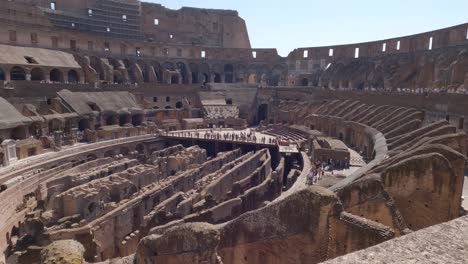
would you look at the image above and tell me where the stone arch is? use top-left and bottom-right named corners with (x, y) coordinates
top-left (113, 71), bottom-right (125, 84)
top-left (49, 69), bottom-right (64, 82)
top-left (176, 62), bottom-right (189, 84)
top-left (10, 66), bottom-right (26, 81)
top-left (212, 63), bottom-right (223, 83)
top-left (136, 144), bottom-right (144, 154)
top-left (137, 60), bottom-right (151, 83)
top-left (248, 74), bottom-right (257, 84)
top-left (104, 150), bottom-right (115, 158)
top-left (214, 73), bottom-right (222, 83)
top-left (120, 147), bottom-right (130, 155)
top-left (10, 126), bottom-right (27, 140)
top-left (247, 65), bottom-right (258, 84)
top-left (78, 118), bottom-right (90, 131)
top-left (199, 63), bottom-right (211, 83)
top-left (189, 63), bottom-right (199, 83)
top-left (67, 69), bottom-right (79, 83)
top-left (87, 154), bottom-right (97, 161)
top-left (151, 61), bottom-right (163, 83)
top-left (270, 65), bottom-right (285, 86)
top-left (30, 67), bottom-right (45, 81)
top-left (132, 114), bottom-right (143, 126)
top-left (119, 114), bottom-right (131, 126)
top-left (29, 122), bottom-right (42, 138)
top-left (124, 59), bottom-right (139, 84)
top-left (90, 57), bottom-right (105, 81)
top-left (103, 112), bottom-right (118, 126)
top-left (259, 64), bottom-right (271, 85)
top-left (257, 104), bottom-right (268, 124)
top-left (236, 64), bottom-right (247, 83)
top-left (224, 64), bottom-right (234, 83)
top-left (175, 102), bottom-right (183, 109)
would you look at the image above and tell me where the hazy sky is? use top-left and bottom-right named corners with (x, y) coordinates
top-left (147, 0), bottom-right (468, 56)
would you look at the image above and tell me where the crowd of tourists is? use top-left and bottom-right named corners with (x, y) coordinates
top-left (306, 158), bottom-right (350, 185)
top-left (167, 129), bottom-right (279, 144)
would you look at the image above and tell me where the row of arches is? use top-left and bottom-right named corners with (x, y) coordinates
top-left (0, 66), bottom-right (80, 83)
top-left (86, 56), bottom-right (288, 86)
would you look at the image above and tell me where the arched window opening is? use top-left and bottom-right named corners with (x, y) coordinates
top-left (68, 70), bottom-right (79, 83)
top-left (50, 69), bottom-right (63, 82)
top-left (10, 66), bottom-right (26, 80)
top-left (31, 68), bottom-right (45, 81)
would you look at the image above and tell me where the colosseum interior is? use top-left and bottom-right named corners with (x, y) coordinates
top-left (0, 0), bottom-right (467, 263)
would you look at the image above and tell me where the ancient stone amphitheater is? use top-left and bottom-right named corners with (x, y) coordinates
top-left (0, 1), bottom-right (467, 263)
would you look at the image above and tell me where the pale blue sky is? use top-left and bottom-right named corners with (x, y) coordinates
top-left (147, 0), bottom-right (468, 56)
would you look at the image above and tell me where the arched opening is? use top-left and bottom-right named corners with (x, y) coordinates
top-left (78, 119), bottom-right (90, 131)
top-left (301, 78), bottom-right (309, 86)
top-left (30, 68), bottom-right (45, 81)
top-left (0, 68), bottom-right (5, 80)
top-left (113, 72), bottom-right (125, 84)
top-left (104, 150), bottom-right (115, 158)
top-left (151, 62), bottom-right (163, 83)
top-left (90, 57), bottom-right (105, 81)
top-left (132, 114), bottom-right (143, 126)
top-left (200, 63), bottom-right (210, 83)
top-left (175, 102), bottom-right (183, 109)
top-left (29, 122), bottom-right (42, 138)
top-left (11, 126), bottom-right (28, 140)
top-left (50, 69), bottom-right (64, 82)
top-left (86, 154), bottom-right (97, 161)
top-left (87, 202), bottom-right (97, 214)
top-left (214, 73), bottom-right (222, 83)
top-left (48, 119), bottom-right (63, 132)
top-left (104, 114), bottom-right (118, 126)
top-left (10, 66), bottom-right (26, 80)
top-left (176, 62), bottom-right (189, 84)
top-left (257, 104), bottom-right (268, 124)
top-left (136, 144), bottom-right (144, 154)
top-left (68, 70), bottom-right (79, 83)
top-left (224, 64), bottom-right (234, 83)
top-left (339, 132), bottom-right (344, 141)
top-left (119, 114), bottom-right (131, 126)
top-left (191, 72), bottom-right (198, 83)
top-left (120, 147), bottom-right (130, 155)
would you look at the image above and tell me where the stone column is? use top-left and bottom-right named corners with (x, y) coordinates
top-left (2, 140), bottom-right (17, 166)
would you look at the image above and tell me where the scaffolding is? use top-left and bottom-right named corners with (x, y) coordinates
top-left (44, 0), bottom-right (144, 41)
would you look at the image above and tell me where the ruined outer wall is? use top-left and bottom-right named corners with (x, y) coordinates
top-left (288, 23), bottom-right (468, 60)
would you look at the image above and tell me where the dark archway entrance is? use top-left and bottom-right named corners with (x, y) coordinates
top-left (31, 68), bottom-right (45, 81)
top-left (132, 114), bottom-right (143, 126)
top-left (224, 64), bottom-right (234, 83)
top-left (257, 104), bottom-right (268, 124)
top-left (50, 69), bottom-right (63, 82)
top-left (214, 73), bottom-right (222, 83)
top-left (68, 70), bottom-right (79, 83)
top-left (10, 66), bottom-right (26, 80)
top-left (301, 78), bottom-right (309, 86)
top-left (78, 119), bottom-right (90, 131)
